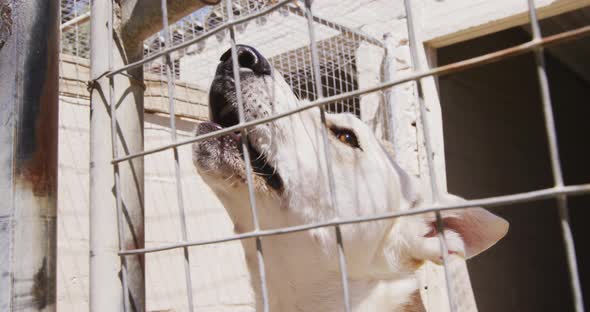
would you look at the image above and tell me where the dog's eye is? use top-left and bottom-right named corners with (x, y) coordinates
top-left (331, 128), bottom-right (361, 150)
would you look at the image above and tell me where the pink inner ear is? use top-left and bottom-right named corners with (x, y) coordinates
top-left (427, 208), bottom-right (509, 258)
top-left (443, 216), bottom-right (483, 256)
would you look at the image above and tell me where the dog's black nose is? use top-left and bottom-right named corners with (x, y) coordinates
top-left (219, 45), bottom-right (272, 75)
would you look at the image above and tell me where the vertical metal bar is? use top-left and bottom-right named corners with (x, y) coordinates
top-left (526, 3), bottom-right (564, 187)
top-left (338, 31), bottom-right (349, 113)
top-left (381, 34), bottom-right (397, 142)
top-left (110, 83), bottom-right (132, 312)
top-left (159, 0), bottom-right (196, 310)
top-left (327, 36), bottom-right (338, 112)
top-left (224, 1), bottom-right (270, 311)
top-left (107, 1), bottom-right (131, 310)
top-left (302, 49), bottom-right (311, 100)
top-left (303, 1), bottom-right (352, 311)
top-left (326, 37), bottom-right (335, 111)
top-left (526, 2), bottom-right (585, 311)
top-left (334, 36), bottom-right (345, 113)
top-left (90, 0), bottom-right (127, 311)
top-left (0, 0), bottom-right (59, 310)
top-left (402, 0), bottom-right (456, 311)
top-left (293, 47), bottom-right (303, 99)
top-left (344, 33), bottom-right (353, 114)
top-left (353, 34), bottom-right (362, 117)
top-left (91, 0), bottom-right (146, 310)
top-left (73, 0), bottom-right (80, 58)
top-left (301, 49), bottom-right (310, 100)
top-left (348, 34), bottom-right (357, 114)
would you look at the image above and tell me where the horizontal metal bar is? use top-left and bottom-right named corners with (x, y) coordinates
top-left (61, 11), bottom-right (91, 31)
top-left (105, 0), bottom-right (293, 77)
top-left (111, 23), bottom-right (590, 164)
top-left (118, 183), bottom-right (590, 255)
top-left (160, 0), bottom-right (196, 309)
top-left (144, 107), bottom-right (207, 121)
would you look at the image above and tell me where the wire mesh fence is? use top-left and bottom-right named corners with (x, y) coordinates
top-left (61, 0), bottom-right (91, 58)
top-left (57, 0), bottom-right (590, 311)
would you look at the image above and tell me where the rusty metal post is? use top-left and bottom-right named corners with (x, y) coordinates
top-left (0, 0), bottom-right (59, 311)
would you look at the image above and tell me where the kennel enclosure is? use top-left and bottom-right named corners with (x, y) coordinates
top-left (4, 0), bottom-right (588, 311)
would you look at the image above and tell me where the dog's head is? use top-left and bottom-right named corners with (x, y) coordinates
top-left (193, 45), bottom-right (508, 273)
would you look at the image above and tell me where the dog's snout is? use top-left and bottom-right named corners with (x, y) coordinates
top-left (220, 45), bottom-right (272, 75)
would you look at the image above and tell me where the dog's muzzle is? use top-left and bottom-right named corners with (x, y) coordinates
top-left (209, 44), bottom-right (272, 127)
top-left (219, 44), bottom-right (272, 76)
top-left (200, 45), bottom-right (283, 192)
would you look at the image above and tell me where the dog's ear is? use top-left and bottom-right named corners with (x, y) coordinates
top-left (409, 194), bottom-right (509, 263)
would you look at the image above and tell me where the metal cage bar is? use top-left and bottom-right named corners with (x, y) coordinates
top-left (402, 0), bottom-right (456, 310)
top-left (107, 0), bottom-right (132, 309)
top-left (159, 0), bottom-right (196, 310)
top-left (526, 1), bottom-right (585, 311)
top-left (106, 0), bottom-right (294, 78)
top-left (303, 1), bottom-right (352, 311)
top-left (94, 1), bottom-right (590, 311)
top-left (225, 0), bottom-right (271, 311)
top-left (118, 183), bottom-right (590, 256)
top-left (110, 23), bottom-right (590, 164)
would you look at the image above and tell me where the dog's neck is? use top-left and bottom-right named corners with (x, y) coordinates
top-left (240, 232), bottom-right (425, 312)
top-left (210, 182), bottom-right (426, 312)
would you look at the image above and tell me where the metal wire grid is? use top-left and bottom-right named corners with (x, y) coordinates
top-left (526, 1), bottom-right (584, 310)
top-left (401, 0), bottom-right (457, 308)
top-left (96, 0), bottom-right (590, 311)
top-left (60, 0), bottom-right (91, 97)
top-left (60, 0), bottom-right (373, 118)
top-left (61, 0), bottom-right (91, 58)
top-left (60, 0), bottom-right (92, 108)
top-left (59, 0), bottom-right (376, 132)
top-left (269, 36), bottom-right (362, 116)
top-left (139, 1), bottom-right (381, 117)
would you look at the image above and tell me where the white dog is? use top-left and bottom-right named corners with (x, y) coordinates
top-left (193, 45), bottom-right (508, 312)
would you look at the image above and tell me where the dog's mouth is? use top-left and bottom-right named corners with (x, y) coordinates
top-left (202, 44), bottom-right (283, 192)
top-left (211, 105), bottom-right (283, 192)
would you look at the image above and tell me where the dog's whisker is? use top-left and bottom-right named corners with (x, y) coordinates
top-left (223, 173), bottom-right (236, 183)
top-left (254, 153), bottom-right (265, 162)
